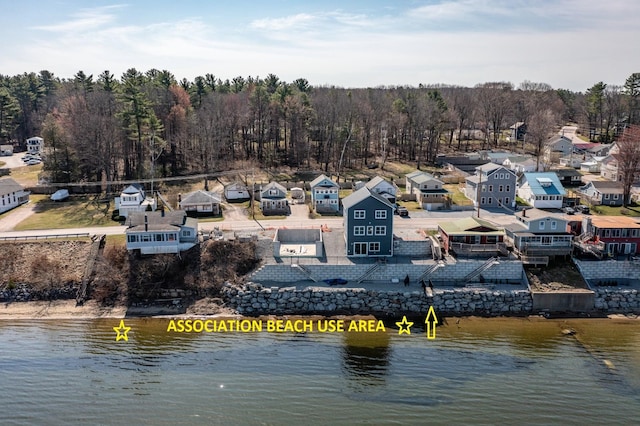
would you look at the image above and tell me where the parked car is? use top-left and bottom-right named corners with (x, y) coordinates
top-left (576, 205), bottom-right (590, 214)
top-left (396, 205), bottom-right (409, 217)
top-left (26, 159), bottom-right (41, 166)
top-left (562, 206), bottom-right (575, 215)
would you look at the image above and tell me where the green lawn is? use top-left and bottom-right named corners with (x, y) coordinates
top-left (591, 204), bottom-right (640, 217)
top-left (444, 184), bottom-right (473, 206)
top-left (15, 196), bottom-right (118, 230)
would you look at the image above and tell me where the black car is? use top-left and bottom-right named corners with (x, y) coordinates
top-left (576, 205), bottom-right (590, 214)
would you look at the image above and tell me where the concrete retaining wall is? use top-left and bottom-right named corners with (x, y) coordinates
top-left (222, 283), bottom-right (533, 316)
top-left (574, 259), bottom-right (640, 281)
top-left (249, 260), bottom-right (526, 284)
top-left (394, 240), bottom-right (431, 257)
top-left (531, 291), bottom-right (595, 312)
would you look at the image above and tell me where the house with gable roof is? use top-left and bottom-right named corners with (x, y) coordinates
top-left (178, 190), bottom-right (221, 216)
top-left (310, 174), bottom-right (340, 213)
top-left (405, 170), bottom-right (449, 210)
top-left (578, 181), bottom-right (625, 206)
top-left (0, 177), bottom-right (30, 214)
top-left (364, 176), bottom-right (398, 204)
top-left (543, 135), bottom-right (573, 164)
top-left (517, 172), bottom-right (566, 209)
top-left (341, 186), bottom-right (394, 257)
top-left (465, 163), bottom-right (517, 209)
top-left (115, 183), bottom-right (156, 218)
top-left (259, 181), bottom-right (288, 215)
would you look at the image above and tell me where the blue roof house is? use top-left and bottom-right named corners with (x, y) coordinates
top-left (341, 186), bottom-right (394, 257)
top-left (517, 172), bottom-right (566, 209)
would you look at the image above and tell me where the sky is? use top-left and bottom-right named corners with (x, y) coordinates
top-left (1, 0), bottom-right (639, 91)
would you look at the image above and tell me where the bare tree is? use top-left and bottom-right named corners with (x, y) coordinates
top-left (613, 124), bottom-right (640, 205)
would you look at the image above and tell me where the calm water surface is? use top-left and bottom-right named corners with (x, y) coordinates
top-left (2, 317), bottom-right (640, 425)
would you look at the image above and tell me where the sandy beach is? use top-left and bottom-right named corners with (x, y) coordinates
top-left (0, 298), bottom-right (238, 320)
top-left (0, 300), bottom-right (127, 319)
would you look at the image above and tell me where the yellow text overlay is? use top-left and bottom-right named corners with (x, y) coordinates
top-left (166, 319), bottom-right (386, 333)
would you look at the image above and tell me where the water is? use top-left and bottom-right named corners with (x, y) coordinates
top-left (2, 317), bottom-right (640, 425)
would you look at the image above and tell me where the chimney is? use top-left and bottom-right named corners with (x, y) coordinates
top-left (144, 214), bottom-right (148, 232)
top-left (522, 208), bottom-right (526, 217)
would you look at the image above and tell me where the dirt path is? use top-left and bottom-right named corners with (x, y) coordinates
top-left (0, 202), bottom-right (37, 231)
top-left (222, 202), bottom-right (249, 221)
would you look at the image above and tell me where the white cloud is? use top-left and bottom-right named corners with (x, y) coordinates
top-left (250, 13), bottom-right (318, 31)
top-left (32, 5), bottom-right (126, 33)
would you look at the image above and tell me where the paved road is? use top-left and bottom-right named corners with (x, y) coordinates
top-left (0, 207), bottom-right (520, 239)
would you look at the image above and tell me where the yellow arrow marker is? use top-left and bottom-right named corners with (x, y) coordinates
top-left (425, 306), bottom-right (438, 340)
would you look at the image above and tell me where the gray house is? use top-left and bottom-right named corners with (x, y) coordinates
top-left (125, 210), bottom-right (198, 255)
top-left (364, 176), bottom-right (398, 204)
top-left (578, 181), bottom-right (625, 206)
top-left (504, 208), bottom-right (574, 260)
top-left (260, 182), bottom-right (288, 215)
top-left (405, 170), bottom-right (449, 210)
top-left (465, 163), bottom-right (517, 209)
top-left (310, 174), bottom-right (340, 213)
top-left (342, 186), bottom-right (394, 257)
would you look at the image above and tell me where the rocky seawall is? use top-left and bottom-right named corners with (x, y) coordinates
top-left (222, 283), bottom-right (533, 316)
top-left (594, 288), bottom-right (640, 312)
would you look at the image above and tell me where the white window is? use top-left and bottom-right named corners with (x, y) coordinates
top-left (367, 226), bottom-right (373, 236)
top-left (489, 185), bottom-right (493, 192)
top-left (369, 242), bottom-right (380, 253)
top-left (354, 210), bottom-right (365, 219)
top-left (375, 210), bottom-right (387, 220)
top-left (354, 226), bottom-right (365, 236)
top-left (504, 197), bottom-right (510, 206)
top-left (488, 197), bottom-right (493, 204)
top-left (374, 226), bottom-right (386, 236)
top-left (539, 221), bottom-right (545, 230)
top-left (506, 185), bottom-right (511, 192)
top-left (481, 197), bottom-right (486, 204)
top-left (482, 185), bottom-right (486, 191)
top-left (551, 221), bottom-right (557, 230)
top-left (613, 194), bottom-right (619, 200)
top-left (499, 185), bottom-right (503, 192)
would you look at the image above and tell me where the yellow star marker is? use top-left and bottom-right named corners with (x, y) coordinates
top-left (113, 320), bottom-right (131, 341)
top-left (395, 316), bottom-right (414, 335)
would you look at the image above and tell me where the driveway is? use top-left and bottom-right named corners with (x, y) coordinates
top-left (1, 153), bottom-right (31, 169)
top-left (0, 202), bottom-right (38, 232)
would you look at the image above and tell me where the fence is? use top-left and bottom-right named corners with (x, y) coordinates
top-left (0, 232), bottom-right (90, 242)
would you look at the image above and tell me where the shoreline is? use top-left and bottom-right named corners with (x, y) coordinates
top-left (1, 299), bottom-right (638, 321)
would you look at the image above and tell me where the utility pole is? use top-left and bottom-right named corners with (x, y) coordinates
top-left (476, 169), bottom-right (482, 218)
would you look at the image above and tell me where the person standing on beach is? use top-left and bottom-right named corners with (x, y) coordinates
top-left (404, 274), bottom-right (410, 287)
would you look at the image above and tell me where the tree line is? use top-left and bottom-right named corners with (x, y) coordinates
top-left (1, 69), bottom-right (639, 186)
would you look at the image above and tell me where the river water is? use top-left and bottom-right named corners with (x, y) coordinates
top-left (2, 317), bottom-right (640, 425)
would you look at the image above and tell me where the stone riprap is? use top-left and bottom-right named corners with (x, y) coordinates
top-left (222, 283), bottom-right (533, 316)
top-left (594, 288), bottom-right (640, 312)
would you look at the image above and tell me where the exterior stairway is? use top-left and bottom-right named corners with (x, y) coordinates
top-left (463, 257), bottom-right (499, 283)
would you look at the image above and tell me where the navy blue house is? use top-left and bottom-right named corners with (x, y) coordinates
top-left (341, 186), bottom-right (394, 257)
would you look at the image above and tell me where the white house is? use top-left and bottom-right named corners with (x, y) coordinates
top-left (517, 172), bottom-right (566, 209)
top-left (115, 184), bottom-right (156, 218)
top-left (179, 190), bottom-right (221, 215)
top-left (26, 136), bottom-right (44, 154)
top-left (125, 210), bottom-right (198, 255)
top-left (0, 177), bottom-right (30, 214)
top-left (224, 182), bottom-right (250, 201)
top-left (365, 176), bottom-right (398, 204)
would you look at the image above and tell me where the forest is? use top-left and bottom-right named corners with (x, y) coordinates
top-left (1, 69), bottom-right (639, 185)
